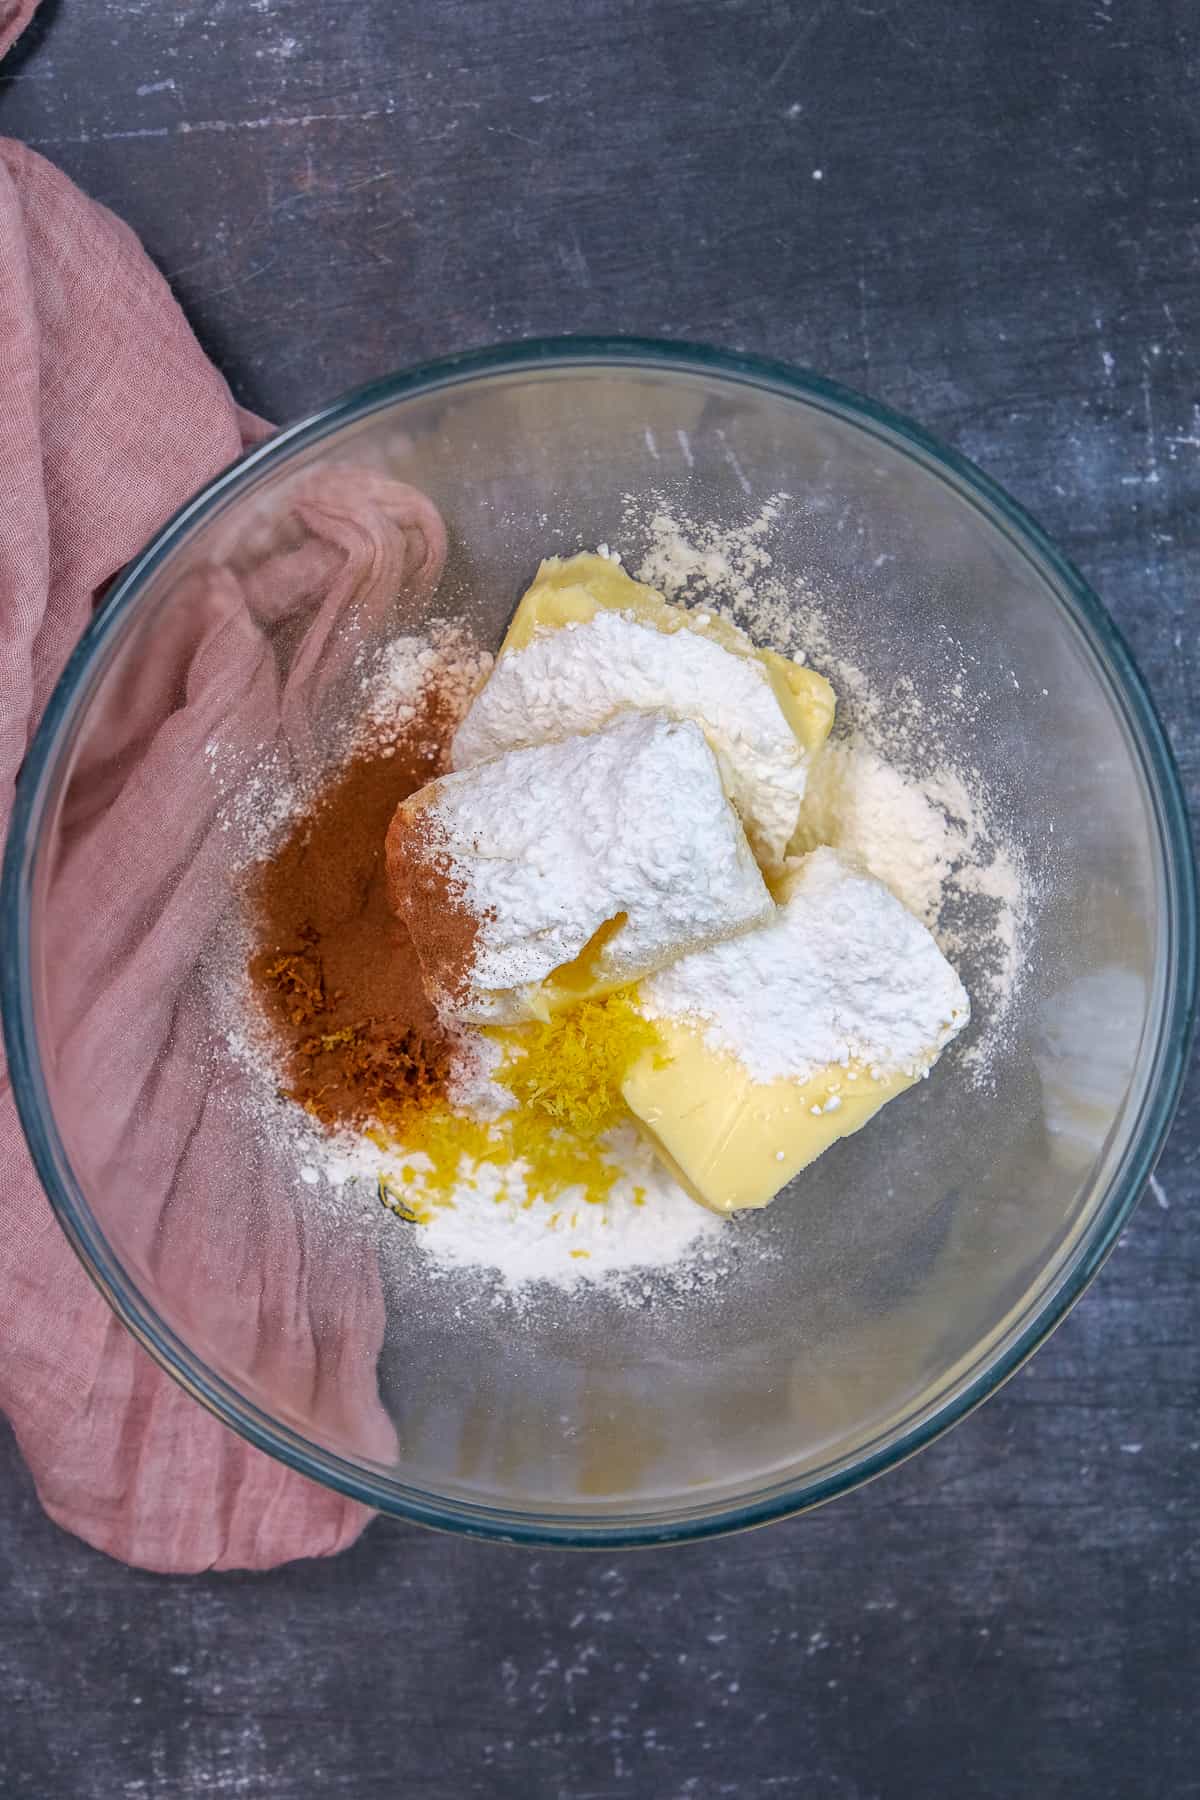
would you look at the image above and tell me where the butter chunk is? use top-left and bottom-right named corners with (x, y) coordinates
top-left (623, 847), bottom-right (970, 1212)
top-left (452, 552), bottom-right (836, 873)
top-left (386, 713), bottom-right (773, 1025)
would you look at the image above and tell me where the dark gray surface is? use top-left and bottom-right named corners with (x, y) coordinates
top-left (2, 1), bottom-right (1198, 1796)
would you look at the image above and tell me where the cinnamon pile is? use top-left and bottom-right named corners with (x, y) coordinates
top-left (246, 685), bottom-right (460, 1133)
top-left (383, 798), bottom-right (481, 1013)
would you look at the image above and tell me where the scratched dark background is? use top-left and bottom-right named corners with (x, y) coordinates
top-left (2, 1), bottom-right (1199, 1796)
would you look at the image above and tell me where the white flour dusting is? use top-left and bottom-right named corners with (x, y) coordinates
top-left (640, 846), bottom-right (970, 1085)
top-left (315, 1123), bottom-right (727, 1293)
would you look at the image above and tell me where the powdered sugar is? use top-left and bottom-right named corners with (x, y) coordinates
top-left (405, 713), bottom-right (773, 1021)
top-left (640, 846), bottom-right (970, 1085)
top-left (796, 741), bottom-right (956, 927)
top-left (315, 1122), bottom-right (726, 1291)
top-left (359, 621), bottom-right (493, 752)
top-left (452, 595), bottom-right (813, 869)
top-left (623, 496), bottom-right (1033, 1085)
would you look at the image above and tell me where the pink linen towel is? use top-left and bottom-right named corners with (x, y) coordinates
top-left (0, 0), bottom-right (435, 1570)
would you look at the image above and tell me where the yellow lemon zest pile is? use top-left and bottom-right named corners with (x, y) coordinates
top-left (368, 990), bottom-right (661, 1220)
top-left (494, 989), bottom-right (658, 1140)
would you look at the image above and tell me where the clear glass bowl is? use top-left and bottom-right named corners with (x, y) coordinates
top-left (2, 340), bottom-right (1195, 1545)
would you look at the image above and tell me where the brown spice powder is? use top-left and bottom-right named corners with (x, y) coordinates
top-left (384, 795), bottom-right (482, 1009)
top-left (246, 687), bottom-right (460, 1133)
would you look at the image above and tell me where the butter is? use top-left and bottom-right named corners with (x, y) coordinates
top-left (759, 648), bottom-right (838, 759)
top-left (622, 1019), bottom-right (910, 1213)
top-left (496, 553), bottom-right (665, 651)
top-left (622, 847), bottom-right (970, 1213)
top-left (508, 555), bottom-right (837, 749)
top-left (453, 553), bottom-right (836, 872)
top-left (518, 912), bottom-right (630, 1021)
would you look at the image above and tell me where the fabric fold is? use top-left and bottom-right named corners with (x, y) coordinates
top-left (1, 7), bottom-right (438, 1570)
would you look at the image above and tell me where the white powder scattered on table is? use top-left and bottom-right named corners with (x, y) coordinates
top-left (452, 603), bottom-right (815, 871)
top-left (641, 846), bottom-right (970, 1085)
top-left (396, 713), bottom-right (772, 1020)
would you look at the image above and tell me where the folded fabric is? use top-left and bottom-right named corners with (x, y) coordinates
top-left (0, 2), bottom-right (438, 1570)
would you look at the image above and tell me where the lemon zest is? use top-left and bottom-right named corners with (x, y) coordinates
top-left (369, 988), bottom-right (662, 1223)
top-left (493, 988), bottom-right (658, 1140)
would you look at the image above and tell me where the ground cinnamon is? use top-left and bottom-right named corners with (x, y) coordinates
top-left (384, 800), bottom-right (482, 1010)
top-left (246, 687), bottom-right (459, 1132)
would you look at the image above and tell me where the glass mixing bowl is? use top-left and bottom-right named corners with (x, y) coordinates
top-left (3, 340), bottom-right (1195, 1545)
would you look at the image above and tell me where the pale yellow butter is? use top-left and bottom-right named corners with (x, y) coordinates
top-left (621, 847), bottom-right (970, 1213)
top-left (622, 1018), bottom-right (911, 1214)
top-left (499, 552), bottom-right (836, 757)
top-left (497, 552), bottom-right (664, 651)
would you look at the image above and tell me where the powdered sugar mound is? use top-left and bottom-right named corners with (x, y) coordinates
top-left (314, 1123), bottom-right (727, 1292)
top-left (452, 605), bottom-right (812, 870)
top-left (403, 713), bottom-right (773, 1021)
top-left (416, 1130), bottom-right (722, 1288)
top-left (283, 1111), bottom-right (730, 1295)
top-left (641, 846), bottom-right (970, 1085)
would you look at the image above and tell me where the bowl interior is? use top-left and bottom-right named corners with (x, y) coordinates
top-left (8, 350), bottom-right (1191, 1539)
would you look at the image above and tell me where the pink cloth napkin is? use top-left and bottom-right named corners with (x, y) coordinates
top-left (0, 3), bottom-right (441, 1569)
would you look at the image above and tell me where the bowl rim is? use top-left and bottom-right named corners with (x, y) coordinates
top-left (3, 333), bottom-right (1196, 1547)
